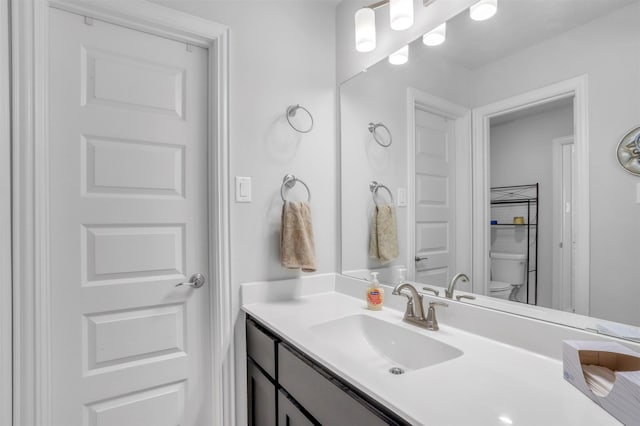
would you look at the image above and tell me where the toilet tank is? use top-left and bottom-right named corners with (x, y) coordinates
top-left (490, 252), bottom-right (526, 285)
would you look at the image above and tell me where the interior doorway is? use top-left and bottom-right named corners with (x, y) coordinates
top-left (488, 99), bottom-right (573, 307)
top-left (471, 75), bottom-right (589, 315)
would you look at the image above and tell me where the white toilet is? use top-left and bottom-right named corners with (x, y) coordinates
top-left (489, 252), bottom-right (526, 300)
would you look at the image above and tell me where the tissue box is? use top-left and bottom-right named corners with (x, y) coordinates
top-left (563, 340), bottom-right (640, 425)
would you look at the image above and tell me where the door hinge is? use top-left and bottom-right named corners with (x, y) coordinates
top-left (84, 16), bottom-right (94, 26)
top-left (186, 43), bottom-right (193, 52)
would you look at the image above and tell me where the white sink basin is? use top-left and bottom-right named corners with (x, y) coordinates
top-left (309, 314), bottom-right (463, 372)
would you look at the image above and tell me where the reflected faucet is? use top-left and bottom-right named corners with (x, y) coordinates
top-left (445, 273), bottom-right (469, 299)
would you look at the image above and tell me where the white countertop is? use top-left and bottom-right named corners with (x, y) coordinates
top-left (243, 291), bottom-right (621, 426)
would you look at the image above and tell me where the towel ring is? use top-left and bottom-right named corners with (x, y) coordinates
top-left (286, 104), bottom-right (314, 133)
top-left (368, 122), bottom-right (392, 147)
top-left (369, 181), bottom-right (393, 206)
top-left (281, 174), bottom-right (311, 203)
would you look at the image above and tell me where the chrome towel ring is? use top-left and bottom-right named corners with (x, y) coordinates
top-left (370, 181), bottom-right (393, 206)
top-left (281, 174), bottom-right (311, 203)
top-left (286, 104), bottom-right (314, 133)
top-left (368, 122), bottom-right (392, 147)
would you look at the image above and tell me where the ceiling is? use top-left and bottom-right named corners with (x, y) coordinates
top-left (414, 0), bottom-right (636, 70)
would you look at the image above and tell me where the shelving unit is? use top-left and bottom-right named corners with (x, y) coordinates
top-left (490, 183), bottom-right (539, 305)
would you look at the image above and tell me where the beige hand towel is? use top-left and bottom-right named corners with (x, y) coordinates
top-left (281, 201), bottom-right (316, 272)
top-left (369, 204), bottom-right (399, 263)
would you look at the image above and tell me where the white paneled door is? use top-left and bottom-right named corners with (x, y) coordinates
top-left (414, 108), bottom-right (456, 286)
top-left (49, 8), bottom-right (212, 426)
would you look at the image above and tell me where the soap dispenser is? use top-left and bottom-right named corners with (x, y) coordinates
top-left (366, 272), bottom-right (384, 311)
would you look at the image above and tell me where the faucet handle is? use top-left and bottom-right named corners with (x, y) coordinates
top-left (425, 301), bottom-right (447, 331)
top-left (456, 294), bottom-right (476, 301)
top-left (421, 286), bottom-right (439, 296)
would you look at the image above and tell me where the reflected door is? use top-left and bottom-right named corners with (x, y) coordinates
top-left (552, 136), bottom-right (575, 312)
top-left (414, 108), bottom-right (456, 285)
top-left (49, 9), bottom-right (212, 425)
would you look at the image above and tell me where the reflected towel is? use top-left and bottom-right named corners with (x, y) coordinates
top-left (369, 204), bottom-right (399, 263)
top-left (281, 201), bottom-right (316, 272)
top-left (582, 364), bottom-right (616, 397)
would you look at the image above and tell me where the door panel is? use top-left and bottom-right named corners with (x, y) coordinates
top-left (414, 108), bottom-right (456, 285)
top-left (49, 9), bottom-right (211, 426)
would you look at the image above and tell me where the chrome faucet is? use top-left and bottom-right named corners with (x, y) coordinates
top-left (392, 282), bottom-right (445, 330)
top-left (445, 273), bottom-right (469, 299)
top-left (392, 282), bottom-right (425, 324)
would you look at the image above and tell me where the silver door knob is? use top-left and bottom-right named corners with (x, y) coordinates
top-left (175, 273), bottom-right (206, 288)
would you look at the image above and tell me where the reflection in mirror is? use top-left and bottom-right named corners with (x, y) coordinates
top-left (340, 0), bottom-right (640, 340)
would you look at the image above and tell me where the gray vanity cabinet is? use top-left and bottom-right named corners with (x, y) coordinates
top-left (277, 390), bottom-right (315, 426)
top-left (247, 359), bottom-right (277, 426)
top-left (246, 316), bottom-right (410, 426)
top-left (278, 344), bottom-right (389, 426)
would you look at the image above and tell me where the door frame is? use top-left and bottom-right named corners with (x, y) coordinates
top-left (471, 75), bottom-right (589, 314)
top-left (10, 1), bottom-right (233, 425)
top-left (1, 1), bottom-right (12, 425)
top-left (406, 88), bottom-right (472, 284)
top-left (551, 136), bottom-right (575, 311)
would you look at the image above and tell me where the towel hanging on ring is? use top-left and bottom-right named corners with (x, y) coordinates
top-left (369, 203), bottom-right (399, 263)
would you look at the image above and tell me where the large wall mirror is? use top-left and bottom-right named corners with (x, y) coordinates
top-left (340, 0), bottom-right (640, 340)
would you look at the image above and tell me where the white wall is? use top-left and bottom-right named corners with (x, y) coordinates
top-left (154, 1), bottom-right (337, 424)
top-left (490, 104), bottom-right (574, 308)
top-left (340, 48), bottom-right (472, 282)
top-left (473, 3), bottom-right (640, 325)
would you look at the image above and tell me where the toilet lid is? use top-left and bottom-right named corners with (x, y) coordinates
top-left (490, 280), bottom-right (512, 292)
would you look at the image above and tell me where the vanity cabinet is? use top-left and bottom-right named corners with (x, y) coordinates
top-left (247, 359), bottom-right (277, 426)
top-left (246, 316), bottom-right (410, 426)
top-left (277, 390), bottom-right (316, 426)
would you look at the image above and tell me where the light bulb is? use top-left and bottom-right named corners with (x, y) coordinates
top-left (355, 8), bottom-right (376, 52)
top-left (388, 45), bottom-right (409, 65)
top-left (470, 0), bottom-right (498, 21)
top-left (390, 0), bottom-right (413, 31)
top-left (423, 22), bottom-right (446, 46)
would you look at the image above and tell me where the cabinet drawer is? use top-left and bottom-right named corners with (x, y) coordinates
top-left (278, 344), bottom-right (389, 426)
top-left (247, 318), bottom-right (278, 379)
top-left (247, 359), bottom-right (277, 426)
top-left (278, 390), bottom-right (317, 426)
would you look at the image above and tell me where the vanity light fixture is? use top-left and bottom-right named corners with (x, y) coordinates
top-left (422, 22), bottom-right (446, 46)
top-left (355, 0), bottom-right (438, 52)
top-left (388, 45), bottom-right (409, 65)
top-left (389, 0), bottom-right (414, 30)
top-left (470, 0), bottom-right (498, 21)
top-left (355, 7), bottom-right (376, 52)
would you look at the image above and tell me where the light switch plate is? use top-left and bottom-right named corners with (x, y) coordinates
top-left (236, 176), bottom-right (252, 202)
top-left (397, 188), bottom-right (407, 207)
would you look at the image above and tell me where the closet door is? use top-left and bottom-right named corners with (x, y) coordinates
top-left (49, 8), bottom-right (212, 425)
top-left (414, 107), bottom-right (457, 286)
